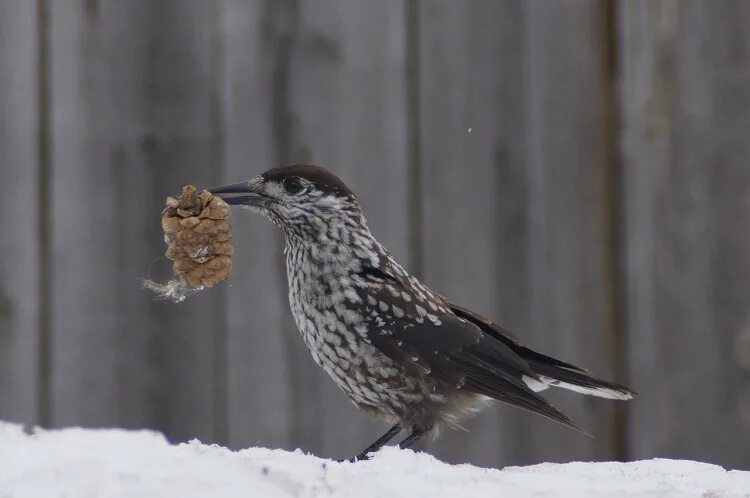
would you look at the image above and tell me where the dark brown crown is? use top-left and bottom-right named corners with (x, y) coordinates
top-left (263, 164), bottom-right (354, 198)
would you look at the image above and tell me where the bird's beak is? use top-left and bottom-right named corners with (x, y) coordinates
top-left (206, 180), bottom-right (265, 206)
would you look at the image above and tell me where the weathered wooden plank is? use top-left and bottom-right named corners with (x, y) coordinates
top-left (619, 0), bottom-right (750, 468)
top-left (285, 0), bottom-right (411, 459)
top-left (0, 0), bottom-right (40, 425)
top-left (419, 0), bottom-right (619, 467)
top-left (519, 0), bottom-right (620, 464)
top-left (48, 0), bottom-right (224, 442)
top-left (220, 0), bottom-right (295, 452)
top-left (417, 0), bottom-right (527, 468)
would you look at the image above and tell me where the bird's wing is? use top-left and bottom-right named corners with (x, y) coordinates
top-left (354, 263), bottom-right (584, 432)
top-left (354, 264), bottom-right (481, 387)
top-left (447, 302), bottom-right (589, 373)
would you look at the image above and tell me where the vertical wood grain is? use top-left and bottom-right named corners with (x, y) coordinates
top-left (220, 0), bottom-right (295, 452)
top-left (520, 0), bottom-right (620, 463)
top-left (48, 0), bottom-right (224, 442)
top-left (285, 0), bottom-right (411, 459)
top-left (419, 0), bottom-right (620, 466)
top-left (0, 0), bottom-right (40, 425)
top-left (417, 0), bottom-right (528, 467)
top-left (619, 0), bottom-right (750, 468)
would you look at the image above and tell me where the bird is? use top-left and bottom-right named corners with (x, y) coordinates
top-left (208, 164), bottom-right (635, 461)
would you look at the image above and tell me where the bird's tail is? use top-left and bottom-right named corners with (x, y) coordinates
top-left (523, 359), bottom-right (635, 401)
top-left (447, 302), bottom-right (636, 402)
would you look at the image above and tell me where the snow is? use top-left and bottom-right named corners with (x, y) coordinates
top-left (0, 422), bottom-right (748, 498)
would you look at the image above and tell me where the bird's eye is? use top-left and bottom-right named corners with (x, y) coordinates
top-left (284, 178), bottom-right (304, 195)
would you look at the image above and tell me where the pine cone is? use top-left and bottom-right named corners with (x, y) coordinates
top-left (161, 185), bottom-right (233, 289)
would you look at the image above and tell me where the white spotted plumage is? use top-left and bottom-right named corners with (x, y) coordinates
top-left (215, 164), bottom-right (635, 460)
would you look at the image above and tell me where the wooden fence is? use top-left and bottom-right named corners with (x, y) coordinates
top-left (1, 0), bottom-right (749, 469)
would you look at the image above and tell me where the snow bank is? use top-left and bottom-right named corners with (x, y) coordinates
top-left (0, 422), bottom-right (748, 498)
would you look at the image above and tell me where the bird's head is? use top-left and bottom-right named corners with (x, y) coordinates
top-left (208, 164), bottom-right (365, 242)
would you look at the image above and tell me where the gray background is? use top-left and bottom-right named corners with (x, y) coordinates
top-left (1, 0), bottom-right (749, 470)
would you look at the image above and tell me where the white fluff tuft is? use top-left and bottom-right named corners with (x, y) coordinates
top-left (142, 279), bottom-right (201, 304)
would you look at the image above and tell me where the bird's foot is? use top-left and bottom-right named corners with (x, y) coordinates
top-left (337, 452), bottom-right (373, 463)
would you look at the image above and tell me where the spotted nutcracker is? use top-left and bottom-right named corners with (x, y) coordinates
top-left (208, 164), bottom-right (634, 461)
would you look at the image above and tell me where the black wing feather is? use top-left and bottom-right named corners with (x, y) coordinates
top-left (449, 302), bottom-right (589, 373)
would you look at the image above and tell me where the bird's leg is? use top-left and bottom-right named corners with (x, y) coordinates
top-left (348, 423), bottom-right (402, 462)
top-left (398, 424), bottom-right (432, 450)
